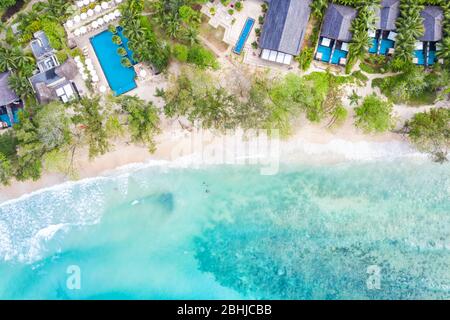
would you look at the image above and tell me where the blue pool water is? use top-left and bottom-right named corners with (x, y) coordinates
top-left (331, 49), bottom-right (347, 65)
top-left (0, 114), bottom-right (11, 127)
top-left (414, 50), bottom-right (425, 65)
top-left (369, 38), bottom-right (378, 54)
top-left (316, 45), bottom-right (331, 63)
top-left (0, 158), bottom-right (449, 299)
top-left (428, 50), bottom-right (436, 66)
top-left (233, 18), bottom-right (255, 54)
top-left (90, 27), bottom-right (137, 96)
top-left (379, 39), bottom-right (395, 55)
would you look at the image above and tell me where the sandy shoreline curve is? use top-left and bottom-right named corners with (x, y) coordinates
top-left (0, 118), bottom-right (421, 203)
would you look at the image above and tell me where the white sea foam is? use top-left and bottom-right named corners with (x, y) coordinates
top-left (0, 137), bottom-right (431, 263)
top-left (281, 138), bottom-right (427, 162)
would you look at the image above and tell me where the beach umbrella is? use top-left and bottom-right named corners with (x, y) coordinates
top-left (91, 21), bottom-right (99, 29)
top-left (90, 0), bottom-right (95, 3)
top-left (77, 1), bottom-right (84, 8)
top-left (101, 2), bottom-right (109, 10)
top-left (76, 61), bottom-right (84, 68)
top-left (81, 73), bottom-right (88, 80)
top-left (83, 0), bottom-right (90, 5)
top-left (85, 58), bottom-right (92, 64)
top-left (99, 85), bottom-right (107, 93)
top-left (92, 75), bottom-right (99, 82)
top-left (74, 28), bottom-right (81, 36)
top-left (80, 26), bottom-right (87, 34)
top-left (139, 69), bottom-right (147, 78)
top-left (87, 9), bottom-right (94, 16)
top-left (66, 20), bottom-right (74, 28)
top-left (95, 5), bottom-right (102, 13)
top-left (74, 56), bottom-right (81, 62)
top-left (97, 17), bottom-right (105, 25)
top-left (115, 0), bottom-right (122, 3)
top-left (104, 15), bottom-right (110, 23)
top-left (114, 9), bottom-right (121, 17)
top-left (74, 15), bottom-right (81, 23)
top-left (81, 12), bottom-right (87, 20)
top-left (87, 64), bottom-right (95, 72)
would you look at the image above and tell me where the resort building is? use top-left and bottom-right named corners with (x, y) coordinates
top-left (315, 4), bottom-right (357, 66)
top-left (369, 0), bottom-right (400, 55)
top-left (28, 31), bottom-right (79, 104)
top-left (0, 71), bottom-right (23, 129)
top-left (414, 6), bottom-right (444, 66)
top-left (259, 0), bottom-right (312, 65)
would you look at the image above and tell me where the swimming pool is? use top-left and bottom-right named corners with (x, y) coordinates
top-left (414, 50), bottom-right (425, 65)
top-left (379, 39), bottom-right (395, 55)
top-left (233, 18), bottom-right (255, 55)
top-left (331, 49), bottom-right (347, 65)
top-left (427, 50), bottom-right (436, 66)
top-left (316, 45), bottom-right (332, 63)
top-left (369, 38), bottom-right (378, 54)
top-left (90, 27), bottom-right (137, 96)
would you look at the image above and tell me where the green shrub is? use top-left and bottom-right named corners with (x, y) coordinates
top-left (173, 44), bottom-right (189, 62)
top-left (121, 57), bottom-right (132, 68)
top-left (187, 45), bottom-right (218, 69)
top-left (117, 47), bottom-right (127, 57)
top-left (108, 25), bottom-right (118, 34)
top-left (354, 94), bottom-right (394, 133)
top-left (296, 47), bottom-right (314, 71)
top-left (112, 35), bottom-right (122, 45)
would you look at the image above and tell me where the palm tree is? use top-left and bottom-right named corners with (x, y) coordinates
top-left (310, 0), bottom-right (328, 19)
top-left (0, 47), bottom-right (17, 71)
top-left (123, 20), bottom-right (145, 42)
top-left (182, 27), bottom-right (199, 46)
top-left (8, 72), bottom-right (34, 99)
top-left (348, 90), bottom-right (361, 106)
top-left (437, 37), bottom-right (450, 61)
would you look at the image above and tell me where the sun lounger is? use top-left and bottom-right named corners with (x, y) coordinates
top-left (316, 52), bottom-right (323, 60)
top-left (415, 42), bottom-right (423, 50)
top-left (321, 37), bottom-right (331, 47)
top-left (341, 42), bottom-right (349, 52)
top-left (387, 48), bottom-right (395, 55)
top-left (368, 29), bottom-right (376, 38)
top-left (413, 57), bottom-right (419, 64)
top-left (387, 32), bottom-right (397, 41)
top-left (339, 58), bottom-right (347, 66)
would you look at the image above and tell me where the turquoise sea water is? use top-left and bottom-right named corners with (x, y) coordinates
top-left (0, 160), bottom-right (449, 299)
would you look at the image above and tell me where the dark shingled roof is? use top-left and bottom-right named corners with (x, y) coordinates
top-left (420, 6), bottom-right (443, 42)
top-left (0, 71), bottom-right (19, 107)
top-left (321, 4), bottom-right (357, 42)
top-left (377, 0), bottom-right (400, 31)
top-left (259, 0), bottom-right (312, 56)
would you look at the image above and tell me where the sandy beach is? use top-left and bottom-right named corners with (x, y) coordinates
top-left (0, 111), bottom-right (418, 203)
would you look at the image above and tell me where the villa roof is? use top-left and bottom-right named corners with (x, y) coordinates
top-left (321, 4), bottom-right (358, 42)
top-left (0, 71), bottom-right (19, 107)
top-left (55, 58), bottom-right (78, 80)
top-left (420, 6), bottom-right (443, 42)
top-left (259, 0), bottom-right (312, 56)
top-left (376, 0), bottom-right (400, 31)
top-left (34, 82), bottom-right (57, 105)
top-left (30, 31), bottom-right (54, 60)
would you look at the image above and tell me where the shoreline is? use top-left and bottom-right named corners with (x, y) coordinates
top-left (0, 117), bottom-right (425, 203)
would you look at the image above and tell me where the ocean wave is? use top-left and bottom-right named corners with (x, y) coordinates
top-left (282, 139), bottom-right (427, 162)
top-left (0, 178), bottom-right (108, 263)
